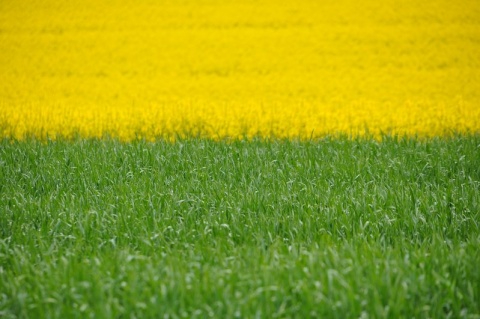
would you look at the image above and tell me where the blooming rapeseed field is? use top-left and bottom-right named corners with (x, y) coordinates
top-left (1, 0), bottom-right (479, 140)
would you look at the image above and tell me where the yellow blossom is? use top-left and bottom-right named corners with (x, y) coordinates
top-left (0, 0), bottom-right (479, 140)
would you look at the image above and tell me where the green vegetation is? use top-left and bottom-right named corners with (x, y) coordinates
top-left (1, 137), bottom-right (479, 318)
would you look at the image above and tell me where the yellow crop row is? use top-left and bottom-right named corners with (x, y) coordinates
top-left (1, 99), bottom-right (478, 141)
top-left (1, 0), bottom-right (479, 140)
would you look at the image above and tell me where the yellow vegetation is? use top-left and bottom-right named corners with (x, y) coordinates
top-left (1, 0), bottom-right (479, 140)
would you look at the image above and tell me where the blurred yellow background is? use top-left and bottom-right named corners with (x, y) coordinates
top-left (1, 0), bottom-right (479, 139)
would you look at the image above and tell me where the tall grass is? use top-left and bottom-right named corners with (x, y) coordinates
top-left (1, 136), bottom-right (479, 318)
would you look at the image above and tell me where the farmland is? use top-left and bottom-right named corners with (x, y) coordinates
top-left (1, 0), bottom-right (479, 140)
top-left (1, 137), bottom-right (480, 318)
top-left (1, 0), bottom-right (480, 318)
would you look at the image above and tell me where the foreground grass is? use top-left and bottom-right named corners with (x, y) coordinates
top-left (0, 136), bottom-right (479, 318)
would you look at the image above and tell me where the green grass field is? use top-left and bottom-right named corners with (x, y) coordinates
top-left (1, 137), bottom-right (479, 318)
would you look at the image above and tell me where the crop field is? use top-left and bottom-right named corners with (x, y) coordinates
top-left (1, 0), bottom-right (480, 318)
top-left (1, 138), bottom-right (479, 318)
top-left (1, 0), bottom-right (480, 140)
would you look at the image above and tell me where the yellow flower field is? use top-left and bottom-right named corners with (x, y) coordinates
top-left (1, 0), bottom-right (479, 140)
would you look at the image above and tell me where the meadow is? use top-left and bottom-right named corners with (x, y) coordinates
top-left (1, 0), bottom-right (480, 317)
